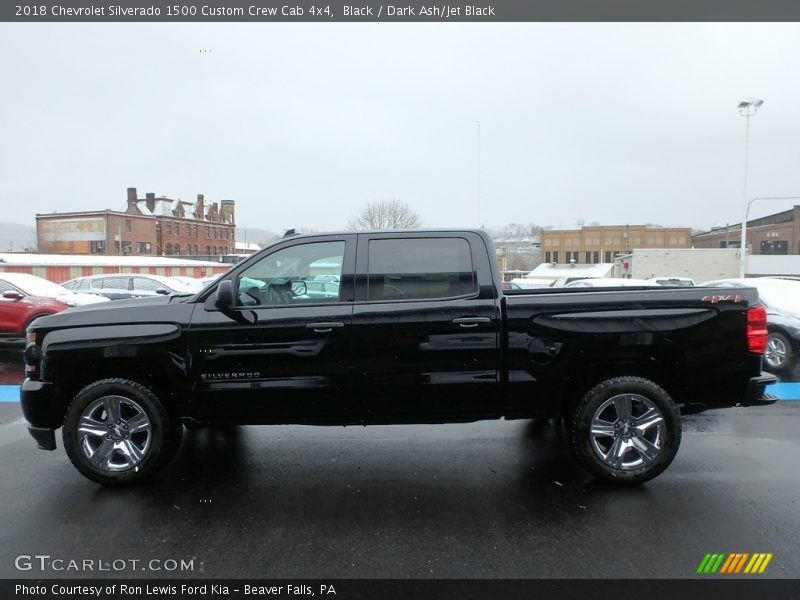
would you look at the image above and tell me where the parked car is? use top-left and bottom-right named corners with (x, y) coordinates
top-left (565, 278), bottom-right (661, 288)
top-left (700, 277), bottom-right (800, 371)
top-left (648, 277), bottom-right (696, 287)
top-left (169, 276), bottom-right (206, 292)
top-left (61, 273), bottom-right (196, 300)
top-left (22, 230), bottom-right (775, 486)
top-left (0, 272), bottom-right (109, 338)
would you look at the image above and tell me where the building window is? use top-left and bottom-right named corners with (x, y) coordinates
top-left (136, 242), bottom-right (150, 254)
top-left (593, 251), bottom-right (600, 264)
top-left (175, 222), bottom-right (180, 236)
top-left (585, 252), bottom-right (591, 263)
top-left (205, 245), bottom-right (211, 255)
top-left (194, 244), bottom-right (199, 255)
top-left (165, 243), bottom-right (173, 255)
top-left (125, 219), bottom-right (132, 232)
top-left (167, 222), bottom-right (172, 235)
top-left (604, 251), bottom-right (613, 262)
top-left (545, 251), bottom-right (551, 263)
top-left (552, 251), bottom-right (559, 263)
top-left (90, 241), bottom-right (105, 254)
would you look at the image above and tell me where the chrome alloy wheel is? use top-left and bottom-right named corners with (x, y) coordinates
top-left (77, 395), bottom-right (152, 472)
top-left (764, 337), bottom-right (787, 368)
top-left (589, 393), bottom-right (666, 470)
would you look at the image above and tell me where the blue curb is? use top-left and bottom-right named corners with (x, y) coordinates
top-left (0, 385), bottom-right (20, 403)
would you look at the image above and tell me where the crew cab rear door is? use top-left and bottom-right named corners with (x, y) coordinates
top-left (350, 232), bottom-right (502, 418)
top-left (187, 234), bottom-right (356, 420)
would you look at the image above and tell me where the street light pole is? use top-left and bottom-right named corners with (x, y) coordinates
top-left (737, 98), bottom-right (764, 277)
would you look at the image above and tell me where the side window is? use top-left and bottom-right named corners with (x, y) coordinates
top-left (61, 280), bottom-right (78, 290)
top-left (101, 277), bottom-right (130, 290)
top-left (0, 281), bottom-right (16, 294)
top-left (132, 277), bottom-right (166, 292)
top-left (367, 238), bottom-right (476, 301)
top-left (235, 241), bottom-right (345, 307)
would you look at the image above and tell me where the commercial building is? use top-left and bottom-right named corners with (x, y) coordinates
top-left (691, 205), bottom-right (800, 256)
top-left (540, 225), bottom-right (692, 264)
top-left (614, 248), bottom-right (739, 283)
top-left (36, 187), bottom-right (236, 257)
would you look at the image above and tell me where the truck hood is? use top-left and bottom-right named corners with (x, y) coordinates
top-left (31, 294), bottom-right (193, 330)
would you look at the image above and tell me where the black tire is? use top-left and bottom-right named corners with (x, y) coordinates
top-left (570, 376), bottom-right (681, 484)
top-left (63, 378), bottom-right (183, 485)
top-left (764, 332), bottom-right (794, 372)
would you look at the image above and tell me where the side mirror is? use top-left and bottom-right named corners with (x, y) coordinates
top-left (155, 288), bottom-right (171, 295)
top-left (2, 290), bottom-right (24, 301)
top-left (215, 280), bottom-right (234, 310)
top-left (291, 281), bottom-right (307, 296)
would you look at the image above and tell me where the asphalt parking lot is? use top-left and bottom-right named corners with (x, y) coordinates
top-left (0, 342), bottom-right (799, 579)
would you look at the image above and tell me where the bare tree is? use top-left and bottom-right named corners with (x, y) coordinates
top-left (348, 199), bottom-right (422, 230)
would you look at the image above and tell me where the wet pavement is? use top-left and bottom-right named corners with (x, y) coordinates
top-left (0, 342), bottom-right (798, 579)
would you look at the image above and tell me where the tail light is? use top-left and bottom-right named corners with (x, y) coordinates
top-left (746, 305), bottom-right (768, 355)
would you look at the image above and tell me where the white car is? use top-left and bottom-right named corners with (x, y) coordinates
top-left (564, 278), bottom-right (662, 288)
top-left (0, 272), bottom-right (110, 306)
top-left (61, 273), bottom-right (196, 300)
top-left (648, 277), bottom-right (696, 287)
top-left (169, 276), bottom-right (206, 292)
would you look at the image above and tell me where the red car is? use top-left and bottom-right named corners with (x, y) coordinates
top-left (0, 276), bottom-right (71, 338)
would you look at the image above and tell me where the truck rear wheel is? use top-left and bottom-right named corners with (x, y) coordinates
top-left (570, 376), bottom-right (681, 484)
top-left (62, 378), bottom-right (183, 485)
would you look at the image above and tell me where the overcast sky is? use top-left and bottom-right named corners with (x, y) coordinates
top-left (2, 23), bottom-right (800, 233)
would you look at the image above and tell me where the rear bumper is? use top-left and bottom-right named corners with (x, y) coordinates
top-left (741, 372), bottom-right (779, 406)
top-left (20, 378), bottom-right (61, 451)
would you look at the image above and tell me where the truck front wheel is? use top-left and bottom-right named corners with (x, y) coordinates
top-left (62, 378), bottom-right (183, 485)
top-left (570, 376), bottom-right (681, 484)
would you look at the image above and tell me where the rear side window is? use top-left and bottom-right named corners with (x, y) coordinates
top-left (101, 277), bottom-right (130, 290)
top-left (132, 277), bottom-right (166, 292)
top-left (367, 238), bottom-right (476, 301)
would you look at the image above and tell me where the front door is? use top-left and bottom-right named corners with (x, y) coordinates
top-left (188, 235), bottom-right (356, 421)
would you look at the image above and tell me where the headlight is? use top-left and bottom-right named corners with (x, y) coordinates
top-left (25, 330), bottom-right (37, 345)
top-left (65, 300), bottom-right (77, 307)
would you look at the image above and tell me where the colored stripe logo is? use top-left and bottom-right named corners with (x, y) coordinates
top-left (697, 553), bottom-right (773, 574)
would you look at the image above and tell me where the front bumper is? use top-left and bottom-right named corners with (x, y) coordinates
top-left (741, 372), bottom-right (779, 406)
top-left (20, 378), bottom-right (61, 451)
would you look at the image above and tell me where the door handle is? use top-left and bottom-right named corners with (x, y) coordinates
top-left (452, 317), bottom-right (491, 328)
top-left (306, 322), bottom-right (345, 333)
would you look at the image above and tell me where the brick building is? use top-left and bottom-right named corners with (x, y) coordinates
top-left (37, 187), bottom-right (237, 257)
top-left (540, 225), bottom-right (692, 264)
top-left (37, 210), bottom-right (157, 256)
top-left (691, 206), bottom-right (800, 256)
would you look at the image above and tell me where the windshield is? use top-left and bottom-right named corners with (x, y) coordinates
top-left (8, 274), bottom-right (74, 298)
top-left (753, 281), bottom-right (800, 316)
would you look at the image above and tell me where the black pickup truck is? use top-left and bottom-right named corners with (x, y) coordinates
top-left (21, 229), bottom-right (776, 485)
